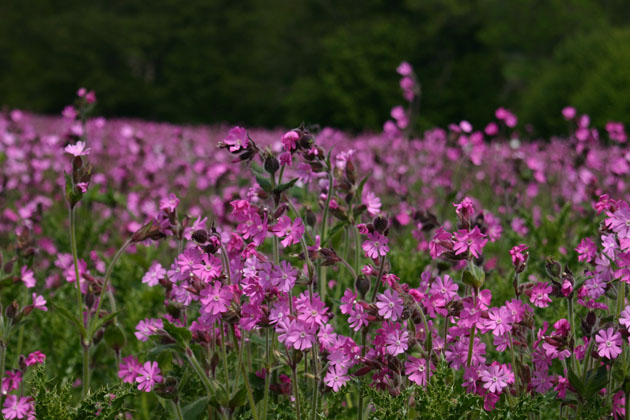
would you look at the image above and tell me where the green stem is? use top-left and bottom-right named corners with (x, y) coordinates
top-left (357, 330), bottom-right (367, 420)
top-left (186, 347), bottom-right (214, 396)
top-left (219, 244), bottom-right (232, 285)
top-left (567, 296), bottom-right (577, 372)
top-left (310, 344), bottom-right (320, 420)
top-left (82, 344), bottom-right (90, 396)
top-left (625, 389), bottom-right (630, 420)
top-left (369, 256), bottom-right (386, 302)
top-left (466, 326), bottom-right (476, 367)
top-left (172, 399), bottom-right (184, 420)
top-left (353, 226), bottom-right (361, 274)
top-left (220, 322), bottom-right (231, 395)
top-left (230, 327), bottom-right (259, 420)
top-left (292, 364), bottom-right (302, 420)
top-left (262, 330), bottom-right (273, 420)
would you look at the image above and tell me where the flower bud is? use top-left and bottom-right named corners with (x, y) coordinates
top-left (5, 301), bottom-right (19, 319)
top-left (355, 274), bottom-right (370, 298)
top-left (104, 324), bottom-right (127, 351)
top-left (461, 262), bottom-right (485, 290)
top-left (264, 155), bottom-right (280, 175)
top-left (192, 229), bottom-right (208, 244)
top-left (306, 208), bottom-right (317, 227)
top-left (545, 257), bottom-right (562, 278)
top-left (373, 216), bottom-right (388, 233)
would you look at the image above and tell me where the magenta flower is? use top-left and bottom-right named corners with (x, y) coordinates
top-left (272, 261), bottom-right (298, 293)
top-left (223, 126), bottom-right (249, 152)
top-left (362, 191), bottom-right (382, 216)
top-left (31, 293), bottom-right (47, 311)
top-left (324, 366), bottom-right (350, 392)
top-left (348, 306), bottom-right (368, 331)
top-left (453, 227), bottom-right (487, 258)
top-left (134, 318), bottom-right (164, 342)
top-left (281, 130), bottom-right (299, 151)
top-left (362, 232), bottom-right (389, 259)
top-left (20, 267), bottom-right (36, 288)
top-left (25, 350), bottom-right (46, 366)
top-left (2, 396), bottom-right (35, 420)
top-left (529, 282), bottom-right (552, 308)
top-left (429, 275), bottom-right (458, 306)
top-left (595, 328), bottom-right (623, 359)
top-left (485, 306), bottom-right (513, 336)
top-left (480, 364), bottom-right (511, 394)
top-left (271, 216), bottom-right (305, 247)
top-left (118, 355), bottom-right (142, 384)
top-left (136, 361), bottom-right (163, 392)
top-left (64, 141), bottom-right (91, 156)
top-left (383, 322), bottom-right (409, 356)
top-left (340, 289), bottom-right (358, 315)
top-left (200, 281), bottom-right (233, 316)
top-left (575, 238), bottom-right (597, 263)
top-left (429, 227), bottom-right (453, 258)
top-left (286, 320), bottom-right (316, 351)
top-left (620, 305), bottom-right (630, 329)
top-left (453, 197), bottom-right (475, 221)
top-left (609, 207), bottom-right (630, 239)
top-left (509, 244), bottom-right (529, 268)
top-left (1, 371), bottom-right (22, 394)
top-left (405, 356), bottom-right (432, 387)
top-left (376, 289), bottom-right (403, 321)
top-left (142, 262), bottom-right (166, 287)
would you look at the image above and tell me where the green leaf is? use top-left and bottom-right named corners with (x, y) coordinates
top-left (182, 397), bottom-right (210, 420)
top-left (255, 174), bottom-right (273, 193)
top-left (162, 318), bottom-right (192, 348)
top-left (567, 367), bottom-right (584, 397)
top-left (52, 302), bottom-right (87, 339)
top-left (584, 365), bottom-right (608, 398)
top-left (89, 310), bottom-right (120, 338)
top-left (323, 221), bottom-right (348, 246)
top-left (275, 177), bottom-right (298, 193)
top-left (229, 385), bottom-right (248, 408)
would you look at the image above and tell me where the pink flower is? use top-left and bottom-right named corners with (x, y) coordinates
top-left (134, 318), bottom-right (164, 342)
top-left (453, 197), bottom-right (475, 222)
top-left (509, 244), bottom-right (529, 268)
top-left (595, 328), bottom-right (622, 359)
top-left (25, 350), bottom-right (46, 366)
top-left (396, 61), bottom-right (413, 76)
top-left (620, 305), bottom-right (630, 329)
top-left (272, 261), bottom-right (298, 293)
top-left (119, 355), bottom-right (142, 384)
top-left (64, 141), bottom-right (91, 156)
top-left (429, 275), bottom-right (458, 306)
top-left (485, 306), bottom-right (513, 336)
top-left (405, 356), bottom-right (432, 386)
top-left (271, 216), bottom-right (305, 248)
top-left (362, 232), bottom-right (389, 259)
top-left (2, 396), bottom-right (35, 420)
top-left (429, 227), bottom-right (453, 258)
top-left (348, 306), bottom-right (368, 331)
top-left (528, 282), bottom-right (552, 308)
top-left (575, 238), bottom-right (597, 263)
top-left (281, 130), bottom-right (299, 151)
top-left (31, 293), bottom-right (47, 311)
top-left (324, 366), bottom-right (350, 392)
top-left (136, 361), bottom-right (163, 392)
top-left (453, 227), bottom-right (488, 258)
top-left (480, 364), bottom-right (511, 394)
top-left (562, 106), bottom-right (576, 120)
top-left (286, 321), bottom-right (316, 351)
top-left (1, 371), bottom-right (22, 394)
top-left (20, 267), bottom-right (36, 288)
top-left (383, 322), bottom-right (409, 355)
top-left (376, 289), bottom-right (403, 321)
top-left (142, 262), bottom-right (166, 287)
top-left (222, 126), bottom-right (249, 152)
top-left (200, 281), bottom-right (233, 315)
top-left (609, 208), bottom-right (630, 239)
top-left (362, 191), bottom-right (382, 216)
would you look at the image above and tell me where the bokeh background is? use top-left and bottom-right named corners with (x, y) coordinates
top-left (1, 0), bottom-right (630, 135)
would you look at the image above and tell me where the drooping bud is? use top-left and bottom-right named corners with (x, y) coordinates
top-left (5, 301), bottom-right (19, 319)
top-left (373, 216), bottom-right (388, 233)
top-left (461, 261), bottom-right (485, 290)
top-left (545, 257), bottom-right (562, 278)
top-left (356, 274), bottom-right (370, 298)
top-left (104, 324), bottom-right (127, 351)
top-left (306, 208), bottom-right (317, 227)
top-left (264, 155), bottom-right (280, 176)
top-left (192, 229), bottom-right (208, 244)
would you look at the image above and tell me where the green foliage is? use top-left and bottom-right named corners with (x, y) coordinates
top-left (29, 366), bottom-right (135, 419)
top-left (1, 0), bottom-right (629, 132)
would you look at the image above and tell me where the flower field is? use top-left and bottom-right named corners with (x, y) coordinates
top-left (2, 64), bottom-right (630, 419)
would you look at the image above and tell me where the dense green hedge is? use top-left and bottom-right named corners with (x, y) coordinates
top-left (0, 0), bottom-right (629, 133)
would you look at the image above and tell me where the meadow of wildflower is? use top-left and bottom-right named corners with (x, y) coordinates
top-left (1, 62), bottom-right (630, 420)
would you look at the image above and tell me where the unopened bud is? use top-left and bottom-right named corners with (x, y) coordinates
top-left (373, 216), bottom-right (388, 233)
top-left (306, 208), bottom-right (317, 227)
top-left (461, 262), bottom-right (485, 290)
top-left (192, 230), bottom-right (208, 244)
top-left (264, 155), bottom-right (280, 175)
top-left (545, 257), bottom-right (562, 278)
top-left (104, 324), bottom-right (127, 351)
top-left (355, 274), bottom-right (370, 298)
top-left (5, 301), bottom-right (19, 319)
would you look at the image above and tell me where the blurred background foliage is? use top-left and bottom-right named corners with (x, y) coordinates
top-left (1, 0), bottom-right (629, 134)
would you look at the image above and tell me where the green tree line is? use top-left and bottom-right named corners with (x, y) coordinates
top-left (0, 0), bottom-right (629, 134)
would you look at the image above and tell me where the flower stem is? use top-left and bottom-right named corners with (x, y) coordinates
top-left (172, 399), bottom-right (184, 420)
top-left (82, 343), bottom-right (90, 396)
top-left (186, 347), bottom-right (214, 396)
top-left (291, 364), bottom-right (302, 420)
top-left (466, 326), bottom-right (476, 367)
top-left (230, 327), bottom-right (258, 420)
top-left (220, 321), bottom-right (231, 395)
top-left (369, 256), bottom-right (386, 302)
